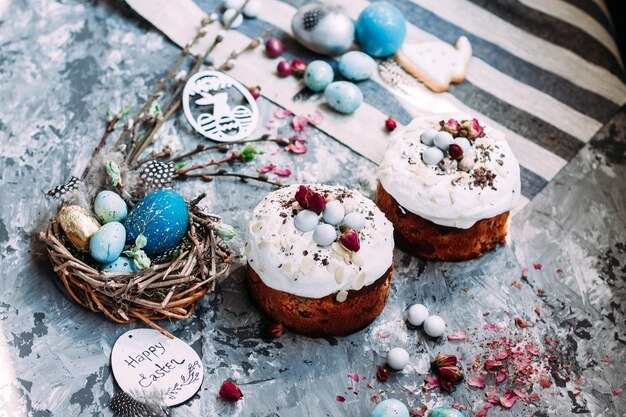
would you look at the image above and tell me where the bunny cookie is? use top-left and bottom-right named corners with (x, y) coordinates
top-left (396, 36), bottom-right (472, 93)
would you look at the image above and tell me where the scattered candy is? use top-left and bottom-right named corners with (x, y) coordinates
top-left (370, 399), bottom-right (410, 417)
top-left (324, 81), bottom-right (363, 114)
top-left (222, 8), bottom-right (243, 28)
top-left (313, 223), bottom-right (337, 246)
top-left (291, 2), bottom-right (355, 56)
top-left (434, 131), bottom-right (453, 151)
top-left (406, 303), bottom-right (429, 326)
top-left (356, 2), bottom-right (407, 57)
top-left (304, 60), bottom-right (334, 92)
top-left (322, 200), bottom-right (345, 225)
top-left (265, 38), bottom-right (284, 58)
top-left (277, 60), bottom-right (292, 77)
top-left (385, 116), bottom-right (397, 132)
top-left (291, 59), bottom-right (307, 77)
top-left (423, 315), bottom-right (446, 337)
top-left (342, 211), bottom-right (365, 231)
top-left (387, 347), bottom-right (410, 370)
top-left (421, 129), bottom-right (439, 146)
top-left (294, 209), bottom-right (319, 232)
top-left (338, 51), bottom-right (376, 81)
top-left (422, 147), bottom-right (444, 166)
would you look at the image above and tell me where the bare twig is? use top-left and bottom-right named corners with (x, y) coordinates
top-left (81, 114), bottom-right (121, 180)
top-left (179, 171), bottom-right (283, 187)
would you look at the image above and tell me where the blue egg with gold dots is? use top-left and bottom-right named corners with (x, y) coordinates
top-left (371, 399), bottom-right (410, 417)
top-left (429, 406), bottom-right (466, 417)
top-left (125, 190), bottom-right (188, 257)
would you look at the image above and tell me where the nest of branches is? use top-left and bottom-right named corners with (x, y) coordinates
top-left (39, 199), bottom-right (232, 338)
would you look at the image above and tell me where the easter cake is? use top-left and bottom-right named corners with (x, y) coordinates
top-left (377, 116), bottom-right (520, 261)
top-left (245, 184), bottom-right (394, 336)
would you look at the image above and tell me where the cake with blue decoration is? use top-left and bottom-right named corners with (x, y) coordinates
top-left (377, 116), bottom-right (520, 261)
top-left (245, 184), bottom-right (394, 336)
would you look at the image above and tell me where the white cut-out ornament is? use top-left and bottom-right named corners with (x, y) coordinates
top-left (183, 70), bottom-right (258, 142)
top-left (110, 329), bottom-right (204, 406)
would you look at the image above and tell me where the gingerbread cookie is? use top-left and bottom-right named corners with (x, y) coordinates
top-left (396, 36), bottom-right (472, 93)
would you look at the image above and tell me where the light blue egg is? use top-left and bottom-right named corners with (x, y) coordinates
top-left (371, 399), bottom-right (410, 417)
top-left (94, 191), bottom-right (127, 224)
top-left (322, 201), bottom-right (345, 225)
top-left (295, 210), bottom-right (319, 232)
top-left (324, 81), bottom-right (363, 114)
top-left (434, 131), bottom-right (453, 151)
top-left (313, 224), bottom-right (337, 246)
top-left (338, 51), bottom-right (376, 81)
top-left (102, 256), bottom-right (137, 273)
top-left (342, 211), bottom-right (365, 231)
top-left (423, 147), bottom-right (444, 165)
top-left (356, 2), bottom-right (406, 57)
top-left (125, 190), bottom-right (188, 257)
top-left (428, 406), bottom-right (466, 417)
top-left (453, 137), bottom-right (471, 153)
top-left (421, 129), bottom-right (439, 146)
top-left (304, 61), bottom-right (334, 92)
top-left (90, 222), bottom-right (126, 264)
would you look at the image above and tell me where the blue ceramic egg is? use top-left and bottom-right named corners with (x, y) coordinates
top-left (371, 399), bottom-right (410, 417)
top-left (324, 81), bottom-right (363, 114)
top-left (94, 191), bottom-right (127, 224)
top-left (102, 256), bottom-right (137, 273)
top-left (338, 51), bottom-right (376, 81)
top-left (356, 2), bottom-right (406, 57)
top-left (429, 406), bottom-right (466, 417)
top-left (125, 190), bottom-right (188, 257)
top-left (304, 60), bottom-right (334, 92)
top-left (89, 222), bottom-right (126, 264)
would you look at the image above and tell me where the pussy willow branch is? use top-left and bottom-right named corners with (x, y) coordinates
top-left (81, 114), bottom-right (121, 180)
top-left (179, 171), bottom-right (283, 187)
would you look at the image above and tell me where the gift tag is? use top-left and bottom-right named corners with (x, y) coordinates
top-left (182, 70), bottom-right (259, 142)
top-left (111, 329), bottom-right (204, 406)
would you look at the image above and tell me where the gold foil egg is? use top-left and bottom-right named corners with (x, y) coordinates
top-left (58, 205), bottom-right (101, 252)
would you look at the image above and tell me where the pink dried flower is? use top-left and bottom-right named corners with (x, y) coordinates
top-left (500, 391), bottom-right (518, 408)
top-left (292, 114), bottom-right (308, 131)
top-left (258, 164), bottom-right (276, 173)
top-left (438, 366), bottom-right (464, 382)
top-left (295, 185), bottom-right (325, 213)
top-left (286, 141), bottom-right (307, 154)
top-left (273, 108), bottom-right (292, 119)
top-left (219, 381), bottom-right (243, 401)
top-left (468, 374), bottom-right (486, 389)
top-left (434, 354), bottom-right (458, 368)
top-left (442, 118), bottom-right (460, 135)
top-left (273, 168), bottom-right (291, 177)
top-left (376, 367), bottom-right (389, 382)
top-left (339, 229), bottom-right (360, 252)
top-left (460, 118), bottom-right (484, 140)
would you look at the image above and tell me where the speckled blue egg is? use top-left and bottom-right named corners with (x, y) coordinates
top-left (304, 60), bottom-right (334, 92)
top-left (94, 191), bottom-right (127, 224)
top-left (295, 210), bottom-right (319, 232)
top-left (125, 190), bottom-right (188, 257)
top-left (102, 256), bottom-right (137, 273)
top-left (338, 51), bottom-right (376, 81)
top-left (356, 2), bottom-right (406, 57)
top-left (428, 406), bottom-right (466, 417)
top-left (371, 399), bottom-right (410, 417)
top-left (343, 211), bottom-right (365, 231)
top-left (89, 222), bottom-right (126, 264)
top-left (324, 81), bottom-right (363, 114)
top-left (313, 223), bottom-right (337, 246)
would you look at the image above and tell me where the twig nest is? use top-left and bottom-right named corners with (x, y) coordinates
top-left (387, 347), bottom-right (410, 370)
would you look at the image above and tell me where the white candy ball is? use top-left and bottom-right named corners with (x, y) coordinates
top-left (294, 210), bottom-right (319, 232)
top-left (387, 347), bottom-right (410, 370)
top-left (322, 200), bottom-right (345, 225)
top-left (243, 0), bottom-right (262, 18)
top-left (343, 211), bottom-right (366, 231)
top-left (434, 131), bottom-right (453, 151)
top-left (423, 315), bottom-right (446, 338)
top-left (222, 8), bottom-right (243, 28)
top-left (313, 224), bottom-right (337, 246)
top-left (421, 129), bottom-right (438, 146)
top-left (453, 136), bottom-right (471, 154)
top-left (406, 304), bottom-right (429, 326)
top-left (423, 147), bottom-right (444, 166)
top-left (224, 0), bottom-right (244, 9)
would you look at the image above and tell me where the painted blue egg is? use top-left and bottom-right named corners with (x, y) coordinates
top-left (125, 190), bottom-right (188, 257)
top-left (102, 256), bottom-right (137, 273)
top-left (324, 81), bottom-right (363, 114)
top-left (338, 51), bottom-right (376, 81)
top-left (304, 60), bottom-right (334, 92)
top-left (94, 191), bottom-right (128, 224)
top-left (428, 406), bottom-right (466, 417)
top-left (371, 399), bottom-right (410, 417)
top-left (356, 2), bottom-right (406, 57)
top-left (89, 222), bottom-right (126, 264)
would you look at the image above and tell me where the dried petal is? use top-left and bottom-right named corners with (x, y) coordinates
top-left (539, 374), bottom-right (552, 388)
top-left (612, 388), bottom-right (623, 396)
top-left (219, 381), bottom-right (243, 401)
top-left (410, 405), bottom-right (428, 416)
top-left (468, 374), bottom-right (486, 389)
top-left (485, 391), bottom-right (500, 404)
top-left (474, 404), bottom-right (492, 417)
top-left (533, 263), bottom-right (543, 270)
top-left (515, 317), bottom-right (531, 328)
top-left (524, 343), bottom-right (540, 356)
top-left (292, 114), bottom-right (308, 131)
top-left (495, 373), bottom-right (507, 383)
top-left (447, 331), bottom-right (467, 341)
top-left (376, 367), bottom-right (389, 382)
top-left (273, 168), bottom-right (292, 177)
top-left (423, 376), bottom-right (440, 390)
top-left (266, 322), bottom-right (283, 338)
top-left (306, 110), bottom-right (323, 125)
top-left (500, 391), bottom-right (518, 408)
top-left (258, 164), bottom-right (276, 173)
top-left (274, 108), bottom-right (292, 119)
top-left (434, 354), bottom-right (458, 368)
top-left (484, 359), bottom-right (504, 370)
top-left (438, 366), bottom-right (464, 382)
top-left (348, 373), bottom-right (359, 382)
top-left (336, 395), bottom-right (346, 402)
top-left (286, 141), bottom-right (308, 154)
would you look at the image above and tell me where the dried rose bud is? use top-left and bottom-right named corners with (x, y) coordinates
top-left (291, 59), bottom-right (307, 77)
top-left (376, 367), bottom-right (389, 382)
top-left (441, 118), bottom-right (460, 135)
top-left (448, 143), bottom-right (464, 160)
top-left (219, 381), bottom-right (243, 401)
top-left (433, 354), bottom-right (458, 368)
top-left (437, 366), bottom-right (464, 382)
top-left (385, 116), bottom-right (397, 132)
top-left (295, 185), bottom-right (326, 213)
top-left (248, 86), bottom-right (261, 100)
top-left (460, 118), bottom-right (484, 140)
top-left (266, 322), bottom-right (283, 338)
top-left (339, 229), bottom-right (360, 252)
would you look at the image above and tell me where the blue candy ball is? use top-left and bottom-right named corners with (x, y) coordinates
top-left (89, 222), bottom-right (126, 264)
top-left (356, 2), bottom-right (406, 57)
top-left (324, 81), bottom-right (363, 114)
top-left (94, 191), bottom-right (127, 224)
top-left (423, 147), bottom-right (444, 165)
top-left (125, 190), bottom-right (188, 257)
top-left (102, 256), bottom-right (137, 273)
top-left (421, 129), bottom-right (439, 146)
top-left (338, 51), bottom-right (376, 81)
top-left (304, 61), bottom-right (334, 92)
top-left (429, 406), bottom-right (466, 417)
top-left (313, 224), bottom-right (337, 246)
top-left (295, 210), bottom-right (319, 232)
top-left (434, 131), bottom-right (453, 151)
top-left (342, 211), bottom-right (365, 231)
top-left (371, 399), bottom-right (410, 417)
top-left (322, 200), bottom-right (345, 225)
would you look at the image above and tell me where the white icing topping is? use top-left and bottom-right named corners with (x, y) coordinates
top-left (246, 185), bottom-right (394, 299)
top-left (378, 116), bottom-right (521, 229)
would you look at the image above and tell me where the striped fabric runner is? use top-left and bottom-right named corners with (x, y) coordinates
top-left (133, 0), bottom-right (626, 208)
